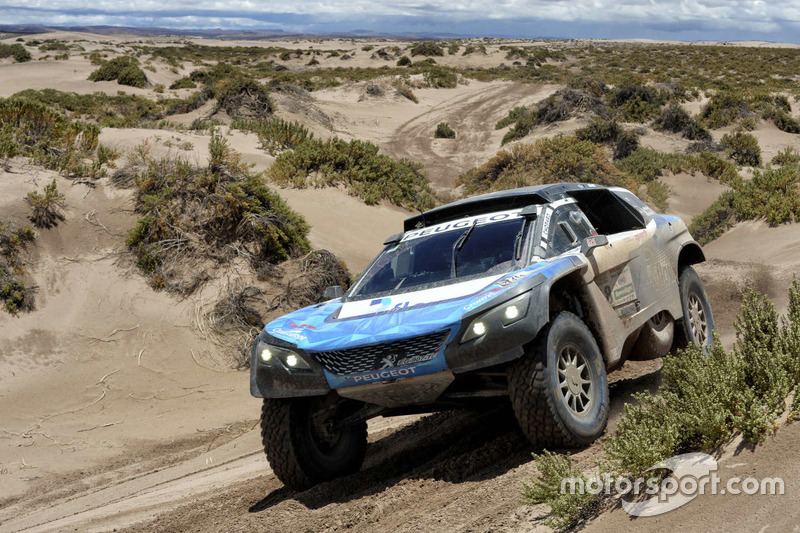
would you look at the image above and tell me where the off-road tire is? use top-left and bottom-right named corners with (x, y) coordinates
top-left (630, 311), bottom-right (674, 361)
top-left (508, 311), bottom-right (609, 448)
top-left (673, 266), bottom-right (715, 351)
top-left (260, 397), bottom-right (367, 490)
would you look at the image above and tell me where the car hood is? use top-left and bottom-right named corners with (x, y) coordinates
top-left (264, 260), bottom-right (571, 352)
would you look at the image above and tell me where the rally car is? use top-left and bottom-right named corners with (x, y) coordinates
top-left (250, 183), bottom-right (715, 489)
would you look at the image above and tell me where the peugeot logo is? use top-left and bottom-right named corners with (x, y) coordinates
top-left (379, 354), bottom-right (397, 369)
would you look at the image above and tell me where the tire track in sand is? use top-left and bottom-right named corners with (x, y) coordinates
top-left (385, 82), bottom-right (558, 188)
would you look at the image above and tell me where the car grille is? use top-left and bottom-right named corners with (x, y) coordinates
top-left (311, 330), bottom-right (450, 376)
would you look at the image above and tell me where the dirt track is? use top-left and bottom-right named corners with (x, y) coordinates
top-left (384, 82), bottom-right (557, 188)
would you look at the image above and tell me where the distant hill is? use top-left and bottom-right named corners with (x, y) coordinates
top-left (0, 24), bottom-right (477, 40)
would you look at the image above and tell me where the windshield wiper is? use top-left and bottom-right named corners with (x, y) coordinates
top-left (451, 221), bottom-right (477, 278)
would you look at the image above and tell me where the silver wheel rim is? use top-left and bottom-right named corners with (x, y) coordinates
top-left (688, 293), bottom-right (708, 345)
top-left (557, 346), bottom-right (593, 415)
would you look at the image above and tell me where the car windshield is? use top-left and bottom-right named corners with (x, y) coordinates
top-left (348, 211), bottom-right (530, 300)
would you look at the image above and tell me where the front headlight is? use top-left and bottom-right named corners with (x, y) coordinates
top-left (255, 340), bottom-right (311, 371)
top-left (461, 291), bottom-right (531, 343)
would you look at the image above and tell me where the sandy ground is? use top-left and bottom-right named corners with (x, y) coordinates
top-left (2, 32), bottom-right (800, 533)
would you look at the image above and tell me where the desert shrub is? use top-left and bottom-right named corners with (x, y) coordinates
top-left (410, 41), bottom-right (444, 57)
top-left (771, 111), bottom-right (800, 134)
top-left (681, 120), bottom-right (712, 141)
top-left (495, 106), bottom-right (528, 130)
top-left (269, 137), bottom-right (436, 211)
top-left (688, 190), bottom-right (736, 244)
top-left (575, 118), bottom-right (621, 144)
top-left (215, 78), bottom-right (273, 119)
top-left (88, 56), bottom-right (148, 88)
top-left (0, 123), bottom-right (18, 170)
top-left (721, 131), bottom-right (761, 166)
top-left (459, 136), bottom-right (630, 195)
top-left (522, 451), bottom-right (596, 529)
top-left (447, 43), bottom-right (460, 55)
top-left (434, 122), bottom-right (456, 139)
top-left (613, 130), bottom-right (640, 160)
top-left (393, 80), bottom-right (418, 103)
top-left (501, 89), bottom-right (607, 145)
top-left (0, 222), bottom-right (37, 315)
top-left (734, 164), bottom-right (800, 225)
top-left (396, 56), bottom-right (411, 67)
top-left (0, 97), bottom-right (112, 177)
top-left (169, 77), bottom-right (197, 90)
top-left (772, 147), bottom-right (800, 166)
top-left (126, 133), bottom-right (311, 293)
top-left (614, 148), bottom-right (686, 182)
top-left (700, 91), bottom-right (752, 129)
top-left (607, 83), bottom-right (665, 122)
top-left (651, 102), bottom-right (711, 140)
top-left (232, 117), bottom-right (312, 154)
top-left (0, 43), bottom-right (32, 63)
top-left (26, 179), bottom-right (66, 228)
top-left (423, 68), bottom-right (457, 88)
top-left (694, 151), bottom-right (740, 184)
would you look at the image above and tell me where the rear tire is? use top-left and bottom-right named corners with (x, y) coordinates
top-left (260, 396), bottom-right (367, 490)
top-left (508, 312), bottom-right (609, 448)
top-left (673, 266), bottom-right (715, 351)
top-left (630, 311), bottom-right (674, 361)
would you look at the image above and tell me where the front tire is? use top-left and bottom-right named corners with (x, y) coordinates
top-left (673, 266), bottom-right (715, 351)
top-left (261, 396), bottom-right (367, 490)
top-left (508, 312), bottom-right (609, 448)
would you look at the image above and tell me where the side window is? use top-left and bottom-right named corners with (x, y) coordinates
top-left (549, 207), bottom-right (594, 256)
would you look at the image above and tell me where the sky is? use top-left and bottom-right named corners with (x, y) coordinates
top-left (2, 0), bottom-right (800, 42)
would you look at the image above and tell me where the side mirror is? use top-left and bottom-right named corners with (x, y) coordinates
top-left (323, 285), bottom-right (344, 299)
top-left (580, 234), bottom-right (609, 256)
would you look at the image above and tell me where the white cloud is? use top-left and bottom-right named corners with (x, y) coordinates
top-left (2, 0), bottom-right (800, 39)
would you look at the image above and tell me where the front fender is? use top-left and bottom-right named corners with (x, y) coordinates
top-left (444, 257), bottom-right (584, 373)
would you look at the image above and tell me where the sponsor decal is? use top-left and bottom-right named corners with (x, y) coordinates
top-left (352, 366), bottom-right (419, 383)
top-left (288, 323), bottom-right (317, 329)
top-left (498, 272), bottom-right (528, 287)
top-left (463, 287), bottom-right (503, 312)
top-left (541, 207), bottom-right (553, 236)
top-left (401, 209), bottom-right (522, 242)
top-left (271, 327), bottom-right (307, 342)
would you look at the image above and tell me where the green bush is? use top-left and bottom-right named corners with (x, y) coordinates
top-left (0, 43), bottom-right (32, 63)
top-left (169, 77), bottom-right (197, 90)
top-left (0, 222), bottom-right (37, 315)
top-left (0, 97), bottom-right (110, 177)
top-left (721, 131), bottom-right (762, 166)
top-left (127, 133), bottom-right (311, 293)
top-left (26, 179), bottom-right (66, 228)
top-left (613, 130), bottom-right (640, 160)
top-left (423, 68), bottom-right (457, 88)
top-left (269, 137), bottom-right (437, 211)
top-left (396, 56), bottom-right (411, 67)
top-left (734, 164), bottom-right (800, 225)
top-left (459, 136), bottom-right (631, 195)
top-left (688, 190), bottom-right (736, 244)
top-left (88, 56), bottom-right (148, 88)
top-left (700, 91), bottom-right (751, 129)
top-left (608, 84), bottom-right (665, 122)
top-left (232, 117), bottom-right (312, 154)
top-left (522, 451), bottom-right (595, 529)
top-left (434, 122), bottom-right (456, 139)
top-left (772, 147), bottom-right (800, 166)
top-left (410, 41), bottom-right (444, 57)
top-left (214, 78), bottom-right (273, 119)
top-left (495, 106), bottom-right (528, 130)
top-left (575, 118), bottom-right (621, 144)
top-left (500, 89), bottom-right (607, 145)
